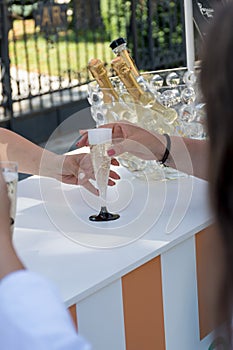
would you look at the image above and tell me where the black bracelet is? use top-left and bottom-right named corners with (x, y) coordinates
top-left (159, 133), bottom-right (171, 165)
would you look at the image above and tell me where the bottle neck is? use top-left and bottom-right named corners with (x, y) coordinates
top-left (88, 59), bottom-right (119, 103)
top-left (111, 57), bottom-right (144, 101)
top-left (120, 50), bottom-right (140, 78)
top-left (112, 43), bottom-right (127, 55)
top-left (112, 43), bottom-right (139, 78)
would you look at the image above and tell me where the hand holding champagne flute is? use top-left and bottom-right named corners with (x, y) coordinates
top-left (88, 128), bottom-right (120, 222)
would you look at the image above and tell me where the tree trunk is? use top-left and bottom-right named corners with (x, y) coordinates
top-left (72, 0), bottom-right (104, 30)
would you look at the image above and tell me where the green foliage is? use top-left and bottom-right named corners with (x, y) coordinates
top-left (10, 3), bottom-right (38, 19)
top-left (8, 0), bottom-right (184, 78)
top-left (129, 0), bottom-right (184, 68)
top-left (100, 0), bottom-right (130, 40)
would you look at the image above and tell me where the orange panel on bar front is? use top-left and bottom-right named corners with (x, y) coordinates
top-left (68, 304), bottom-right (78, 330)
top-left (122, 256), bottom-right (165, 350)
top-left (195, 225), bottom-right (225, 340)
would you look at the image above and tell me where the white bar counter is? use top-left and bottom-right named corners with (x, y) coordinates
top-left (13, 165), bottom-right (217, 350)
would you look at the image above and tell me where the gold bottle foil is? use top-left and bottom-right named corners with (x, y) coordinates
top-left (111, 56), bottom-right (144, 100)
top-left (88, 58), bottom-right (119, 103)
top-left (119, 49), bottom-right (140, 78)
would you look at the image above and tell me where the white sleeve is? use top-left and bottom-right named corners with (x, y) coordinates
top-left (0, 270), bottom-right (92, 350)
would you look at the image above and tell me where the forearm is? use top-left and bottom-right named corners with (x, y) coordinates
top-left (0, 128), bottom-right (57, 176)
top-left (150, 133), bottom-right (209, 180)
top-left (0, 235), bottom-right (24, 280)
top-left (167, 136), bottom-right (208, 179)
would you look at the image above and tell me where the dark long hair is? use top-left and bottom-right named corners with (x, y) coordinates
top-left (200, 1), bottom-right (233, 344)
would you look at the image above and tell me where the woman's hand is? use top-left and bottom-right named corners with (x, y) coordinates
top-left (40, 152), bottom-right (120, 195)
top-left (77, 121), bottom-right (166, 161)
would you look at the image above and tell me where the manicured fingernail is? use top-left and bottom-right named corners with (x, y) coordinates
top-left (76, 142), bottom-right (80, 147)
top-left (108, 149), bottom-right (115, 156)
top-left (78, 172), bottom-right (85, 180)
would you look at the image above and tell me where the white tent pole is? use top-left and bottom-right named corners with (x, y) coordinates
top-left (184, 0), bottom-right (195, 71)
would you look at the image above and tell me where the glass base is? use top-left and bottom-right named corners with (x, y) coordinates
top-left (89, 206), bottom-right (120, 222)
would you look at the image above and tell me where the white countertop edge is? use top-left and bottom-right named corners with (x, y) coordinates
top-left (64, 219), bottom-right (213, 307)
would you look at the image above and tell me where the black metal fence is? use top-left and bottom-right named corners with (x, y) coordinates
top-left (0, 0), bottom-right (186, 123)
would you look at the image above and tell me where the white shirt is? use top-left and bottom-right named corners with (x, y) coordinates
top-left (0, 270), bottom-right (91, 350)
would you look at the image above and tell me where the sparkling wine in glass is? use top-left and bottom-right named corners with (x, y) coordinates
top-left (0, 161), bottom-right (18, 235)
top-left (88, 128), bottom-right (120, 222)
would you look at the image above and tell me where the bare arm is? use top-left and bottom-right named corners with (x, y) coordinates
top-left (0, 127), bottom-right (55, 176)
top-left (164, 135), bottom-right (208, 180)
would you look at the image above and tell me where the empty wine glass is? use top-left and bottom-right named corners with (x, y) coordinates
top-left (88, 128), bottom-right (120, 222)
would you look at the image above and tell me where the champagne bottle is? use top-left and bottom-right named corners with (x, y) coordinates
top-left (111, 56), bottom-right (177, 125)
top-left (110, 37), bottom-right (140, 79)
top-left (88, 58), bottom-right (119, 104)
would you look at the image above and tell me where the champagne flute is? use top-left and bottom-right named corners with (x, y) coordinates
top-left (88, 128), bottom-right (120, 222)
top-left (0, 161), bottom-right (18, 234)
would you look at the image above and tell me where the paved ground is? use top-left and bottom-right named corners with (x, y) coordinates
top-left (0, 66), bottom-right (88, 119)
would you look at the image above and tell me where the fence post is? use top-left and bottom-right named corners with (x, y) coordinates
top-left (184, 0), bottom-right (195, 71)
top-left (0, 0), bottom-right (13, 120)
top-left (129, 0), bottom-right (139, 69)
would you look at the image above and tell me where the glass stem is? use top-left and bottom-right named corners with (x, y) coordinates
top-left (99, 186), bottom-right (107, 209)
top-left (100, 205), bottom-right (108, 214)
